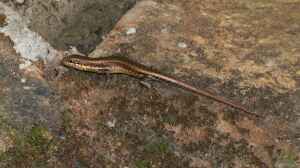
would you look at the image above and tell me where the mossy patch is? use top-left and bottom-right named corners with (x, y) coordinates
top-left (0, 125), bottom-right (58, 168)
top-left (143, 138), bottom-right (170, 154)
top-left (275, 150), bottom-right (299, 168)
top-left (135, 160), bottom-right (151, 168)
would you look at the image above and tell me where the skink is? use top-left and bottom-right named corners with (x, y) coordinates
top-left (62, 54), bottom-right (259, 117)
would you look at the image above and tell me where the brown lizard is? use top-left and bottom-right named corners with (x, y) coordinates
top-left (61, 54), bottom-right (259, 117)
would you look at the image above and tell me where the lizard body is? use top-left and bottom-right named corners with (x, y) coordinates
top-left (62, 54), bottom-right (259, 117)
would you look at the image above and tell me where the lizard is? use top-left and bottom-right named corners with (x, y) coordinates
top-left (61, 54), bottom-right (259, 117)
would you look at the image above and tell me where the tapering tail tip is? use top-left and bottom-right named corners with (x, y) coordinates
top-left (239, 108), bottom-right (261, 118)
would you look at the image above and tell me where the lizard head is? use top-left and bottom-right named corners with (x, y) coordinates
top-left (61, 54), bottom-right (111, 73)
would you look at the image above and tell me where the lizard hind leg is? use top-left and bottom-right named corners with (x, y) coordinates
top-left (139, 80), bottom-right (152, 89)
top-left (130, 73), bottom-right (153, 89)
top-left (137, 77), bottom-right (162, 97)
top-left (126, 73), bottom-right (152, 89)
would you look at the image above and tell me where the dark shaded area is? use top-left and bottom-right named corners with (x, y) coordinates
top-left (4, 0), bottom-right (139, 54)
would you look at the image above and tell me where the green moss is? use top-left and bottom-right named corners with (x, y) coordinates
top-left (144, 139), bottom-right (170, 154)
top-left (161, 113), bottom-right (177, 125)
top-left (0, 109), bottom-right (8, 129)
top-left (61, 109), bottom-right (75, 134)
top-left (277, 150), bottom-right (298, 168)
top-left (0, 98), bottom-right (10, 129)
top-left (0, 125), bottom-right (57, 168)
top-left (27, 126), bottom-right (52, 151)
top-left (135, 160), bottom-right (151, 168)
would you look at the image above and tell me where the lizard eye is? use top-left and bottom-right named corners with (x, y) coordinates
top-left (68, 59), bottom-right (78, 64)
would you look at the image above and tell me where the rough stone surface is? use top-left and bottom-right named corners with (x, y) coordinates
top-left (0, 0), bottom-right (299, 167)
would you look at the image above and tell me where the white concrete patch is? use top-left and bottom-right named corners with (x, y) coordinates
top-left (0, 2), bottom-right (58, 63)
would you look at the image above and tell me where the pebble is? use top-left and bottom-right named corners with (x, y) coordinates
top-left (177, 42), bottom-right (187, 48)
top-left (21, 78), bottom-right (26, 83)
top-left (15, 0), bottom-right (25, 5)
top-left (126, 27), bottom-right (136, 35)
top-left (107, 119), bottom-right (116, 128)
top-left (19, 60), bottom-right (32, 70)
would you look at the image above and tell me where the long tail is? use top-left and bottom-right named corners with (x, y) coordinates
top-left (151, 73), bottom-right (260, 117)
